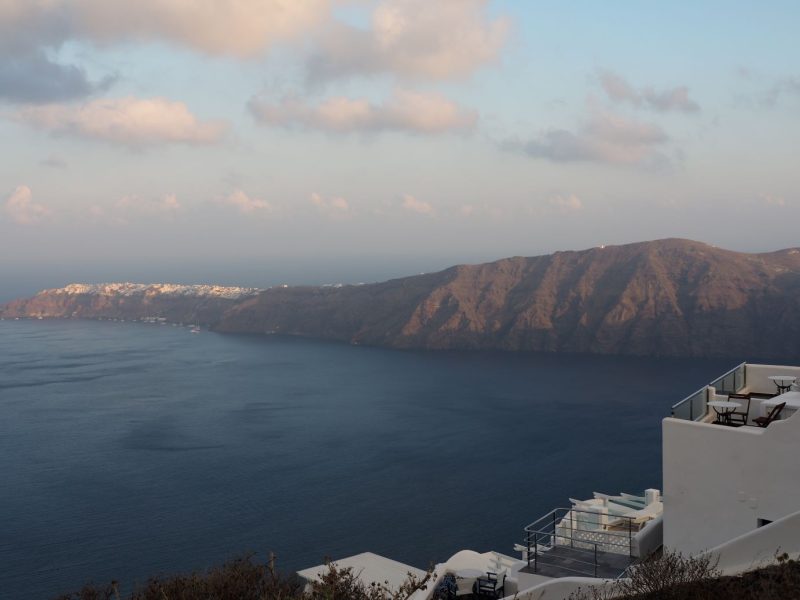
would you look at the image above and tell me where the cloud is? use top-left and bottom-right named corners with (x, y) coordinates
top-left (308, 0), bottom-right (509, 82)
top-left (311, 192), bottom-right (350, 214)
top-left (17, 97), bottom-right (227, 146)
top-left (220, 189), bottom-right (271, 214)
top-left (599, 70), bottom-right (700, 113)
top-left (3, 185), bottom-right (52, 224)
top-left (761, 77), bottom-right (800, 107)
top-left (546, 194), bottom-right (583, 213)
top-left (115, 193), bottom-right (182, 220)
top-left (505, 110), bottom-right (670, 167)
top-left (0, 0), bottom-right (330, 58)
top-left (758, 193), bottom-right (787, 207)
top-left (400, 193), bottom-right (434, 215)
top-left (0, 51), bottom-right (114, 104)
top-left (249, 89), bottom-right (477, 134)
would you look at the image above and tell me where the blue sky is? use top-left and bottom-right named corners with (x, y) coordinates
top-left (1, 1), bottom-right (798, 284)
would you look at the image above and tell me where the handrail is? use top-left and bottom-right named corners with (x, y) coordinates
top-left (670, 385), bottom-right (707, 420)
top-left (671, 362), bottom-right (746, 420)
top-left (709, 361), bottom-right (747, 392)
top-left (524, 507), bottom-right (636, 533)
top-left (523, 507), bottom-right (637, 578)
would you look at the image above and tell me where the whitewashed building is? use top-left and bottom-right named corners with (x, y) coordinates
top-left (299, 362), bottom-right (800, 600)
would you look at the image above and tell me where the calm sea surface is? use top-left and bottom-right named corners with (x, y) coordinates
top-left (0, 319), bottom-right (733, 598)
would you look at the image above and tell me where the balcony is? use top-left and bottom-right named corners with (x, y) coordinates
top-left (671, 363), bottom-right (800, 426)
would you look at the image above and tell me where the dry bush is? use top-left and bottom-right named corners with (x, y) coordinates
top-left (54, 554), bottom-right (433, 600)
top-left (569, 549), bottom-right (719, 600)
top-left (306, 561), bottom-right (433, 600)
top-left (569, 550), bottom-right (800, 600)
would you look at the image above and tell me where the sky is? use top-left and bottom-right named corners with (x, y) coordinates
top-left (1, 1), bottom-right (799, 290)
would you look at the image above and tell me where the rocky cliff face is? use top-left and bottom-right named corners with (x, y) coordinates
top-left (4, 239), bottom-right (800, 359)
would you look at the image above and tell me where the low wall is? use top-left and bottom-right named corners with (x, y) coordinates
top-left (701, 508), bottom-right (800, 575)
top-left (512, 576), bottom-right (618, 600)
top-left (744, 364), bottom-right (800, 396)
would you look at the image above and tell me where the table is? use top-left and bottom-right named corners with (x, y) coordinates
top-left (707, 400), bottom-right (741, 425)
top-left (768, 375), bottom-right (797, 395)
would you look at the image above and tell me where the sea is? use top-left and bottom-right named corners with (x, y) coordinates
top-left (0, 317), bottom-right (735, 598)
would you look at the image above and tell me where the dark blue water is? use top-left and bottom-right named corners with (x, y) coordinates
top-left (0, 319), bottom-right (732, 598)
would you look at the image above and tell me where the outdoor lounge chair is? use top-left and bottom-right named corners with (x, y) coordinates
top-left (728, 393), bottom-right (752, 425)
top-left (476, 571), bottom-right (505, 599)
top-left (754, 402), bottom-right (786, 427)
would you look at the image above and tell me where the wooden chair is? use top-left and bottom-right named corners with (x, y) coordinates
top-left (728, 393), bottom-right (752, 425)
top-left (754, 402), bottom-right (786, 428)
top-left (475, 571), bottom-right (505, 598)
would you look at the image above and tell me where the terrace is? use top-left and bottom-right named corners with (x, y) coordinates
top-left (671, 363), bottom-right (800, 427)
top-left (518, 490), bottom-right (663, 580)
top-left (663, 361), bottom-right (800, 555)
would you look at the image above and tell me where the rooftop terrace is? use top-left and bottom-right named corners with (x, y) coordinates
top-left (671, 362), bottom-right (800, 427)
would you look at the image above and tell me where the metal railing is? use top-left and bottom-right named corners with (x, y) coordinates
top-left (671, 362), bottom-right (746, 420)
top-left (523, 508), bottom-right (636, 578)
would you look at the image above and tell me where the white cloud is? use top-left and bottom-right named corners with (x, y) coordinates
top-left (3, 185), bottom-right (52, 224)
top-left (400, 193), bottom-right (434, 215)
top-left (598, 70), bottom-right (700, 113)
top-left (311, 192), bottom-right (350, 214)
top-left (249, 89), bottom-right (477, 134)
top-left (505, 110), bottom-right (670, 167)
top-left (758, 193), bottom-right (787, 207)
top-left (546, 194), bottom-right (583, 213)
top-left (17, 97), bottom-right (227, 147)
top-left (0, 0), bottom-right (330, 58)
top-left (116, 193), bottom-right (182, 218)
top-left (220, 189), bottom-right (271, 214)
top-left (308, 0), bottom-right (509, 81)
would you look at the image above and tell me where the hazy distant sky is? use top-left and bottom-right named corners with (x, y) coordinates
top-left (1, 1), bottom-right (798, 278)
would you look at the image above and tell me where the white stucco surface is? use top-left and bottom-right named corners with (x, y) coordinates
top-left (297, 552), bottom-right (425, 592)
top-left (662, 410), bottom-right (800, 556)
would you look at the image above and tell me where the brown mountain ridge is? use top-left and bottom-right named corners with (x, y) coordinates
top-left (4, 239), bottom-right (800, 359)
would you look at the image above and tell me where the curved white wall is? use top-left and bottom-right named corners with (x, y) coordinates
top-left (700, 508), bottom-right (800, 575)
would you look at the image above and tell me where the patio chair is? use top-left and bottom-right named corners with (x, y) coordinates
top-left (728, 393), bottom-right (752, 425)
top-left (475, 570), bottom-right (506, 599)
top-left (433, 574), bottom-right (457, 600)
top-left (754, 402), bottom-right (786, 428)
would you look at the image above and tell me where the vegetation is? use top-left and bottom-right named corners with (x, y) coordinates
top-left (569, 550), bottom-right (800, 600)
top-left (53, 554), bottom-right (433, 600)
top-left (53, 549), bottom-right (800, 600)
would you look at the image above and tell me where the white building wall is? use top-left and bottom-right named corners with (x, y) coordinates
top-left (662, 412), bottom-right (800, 556)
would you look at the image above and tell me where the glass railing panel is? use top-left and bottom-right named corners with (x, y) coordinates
top-left (672, 387), bottom-right (707, 420)
top-left (710, 362), bottom-right (746, 395)
top-left (690, 390), bottom-right (707, 421)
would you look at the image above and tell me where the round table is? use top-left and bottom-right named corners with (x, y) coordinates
top-left (708, 400), bottom-right (741, 425)
top-left (769, 375), bottom-right (797, 395)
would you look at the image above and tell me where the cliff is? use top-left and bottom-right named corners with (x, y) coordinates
top-left (4, 239), bottom-right (800, 359)
top-left (0, 283), bottom-right (260, 327)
